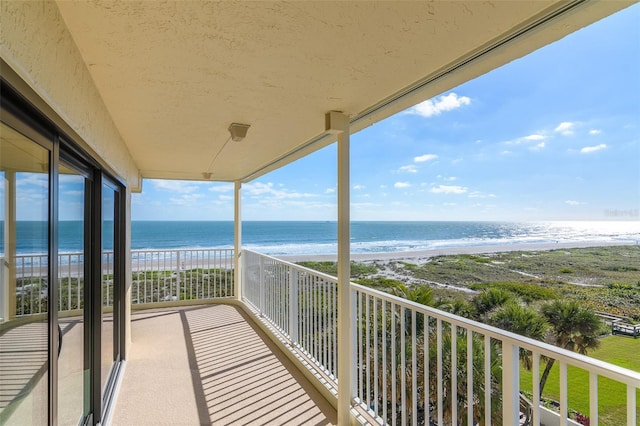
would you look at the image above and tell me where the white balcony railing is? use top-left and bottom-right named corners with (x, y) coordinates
top-left (242, 249), bottom-right (640, 426)
top-left (243, 249), bottom-right (339, 379)
top-left (10, 248), bottom-right (640, 424)
top-left (131, 248), bottom-right (234, 304)
top-left (13, 248), bottom-right (234, 315)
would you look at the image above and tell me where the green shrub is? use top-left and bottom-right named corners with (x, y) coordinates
top-left (607, 283), bottom-right (634, 290)
top-left (355, 276), bottom-right (404, 290)
top-left (458, 254), bottom-right (492, 264)
top-left (399, 261), bottom-right (418, 271)
top-left (602, 265), bottom-right (639, 272)
top-left (470, 281), bottom-right (559, 303)
top-left (297, 261), bottom-right (378, 278)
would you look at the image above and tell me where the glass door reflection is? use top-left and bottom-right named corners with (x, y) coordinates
top-left (101, 184), bottom-right (116, 400)
top-left (0, 122), bottom-right (50, 425)
top-left (58, 165), bottom-right (87, 425)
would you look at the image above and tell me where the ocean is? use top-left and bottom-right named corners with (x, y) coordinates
top-left (3, 220), bottom-right (639, 256)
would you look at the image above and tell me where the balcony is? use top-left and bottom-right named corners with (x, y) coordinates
top-left (6, 248), bottom-right (640, 425)
top-left (111, 304), bottom-right (337, 425)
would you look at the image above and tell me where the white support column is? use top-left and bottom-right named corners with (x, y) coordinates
top-left (327, 111), bottom-right (352, 425)
top-left (234, 181), bottom-right (242, 300)
top-left (502, 342), bottom-right (521, 425)
top-left (0, 172), bottom-right (17, 322)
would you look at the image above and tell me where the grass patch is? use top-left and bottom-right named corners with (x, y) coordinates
top-left (458, 254), bottom-right (492, 263)
top-left (519, 335), bottom-right (640, 425)
top-left (469, 281), bottom-right (559, 302)
top-left (355, 276), bottom-right (404, 291)
top-left (296, 261), bottom-right (378, 279)
top-left (386, 246), bottom-right (640, 319)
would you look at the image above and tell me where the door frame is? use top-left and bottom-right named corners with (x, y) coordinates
top-left (1, 78), bottom-right (128, 426)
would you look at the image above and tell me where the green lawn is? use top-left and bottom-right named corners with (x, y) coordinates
top-left (519, 335), bottom-right (640, 425)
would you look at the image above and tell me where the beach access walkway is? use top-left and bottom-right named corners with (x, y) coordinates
top-left (112, 304), bottom-right (336, 425)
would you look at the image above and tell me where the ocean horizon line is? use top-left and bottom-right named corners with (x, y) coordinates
top-left (5, 220), bottom-right (639, 257)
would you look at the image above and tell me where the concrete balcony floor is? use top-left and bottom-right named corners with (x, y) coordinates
top-left (113, 304), bottom-right (337, 426)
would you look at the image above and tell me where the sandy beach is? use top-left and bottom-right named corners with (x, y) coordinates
top-left (279, 240), bottom-right (637, 264)
top-left (12, 241), bottom-right (636, 278)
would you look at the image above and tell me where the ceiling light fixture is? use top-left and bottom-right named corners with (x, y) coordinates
top-left (228, 123), bottom-right (251, 142)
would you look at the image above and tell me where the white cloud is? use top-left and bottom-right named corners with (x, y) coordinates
top-left (59, 175), bottom-right (83, 185)
top-left (565, 200), bottom-right (586, 206)
top-left (501, 150), bottom-right (512, 155)
top-left (505, 133), bottom-right (547, 145)
top-left (468, 191), bottom-right (496, 199)
top-left (414, 154), bottom-right (438, 163)
top-left (408, 93), bottom-right (471, 118)
top-left (430, 185), bottom-right (468, 194)
top-left (555, 122), bottom-right (575, 136)
top-left (394, 182), bottom-right (411, 188)
top-left (325, 188), bottom-right (335, 194)
top-left (353, 184), bottom-right (366, 190)
top-left (209, 184), bottom-right (234, 193)
top-left (151, 179), bottom-right (200, 194)
top-left (443, 176), bottom-right (457, 182)
top-left (530, 142), bottom-right (545, 151)
top-left (398, 165), bottom-right (418, 173)
top-left (218, 195), bottom-right (233, 201)
top-left (243, 182), bottom-right (275, 196)
top-left (244, 182), bottom-right (316, 199)
top-left (580, 144), bottom-right (607, 154)
top-left (16, 173), bottom-right (48, 189)
top-left (169, 193), bottom-right (205, 206)
top-left (379, 185), bottom-right (388, 189)
top-left (589, 129), bottom-right (602, 135)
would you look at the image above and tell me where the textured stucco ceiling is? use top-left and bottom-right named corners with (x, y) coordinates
top-left (54, 1), bottom-right (630, 182)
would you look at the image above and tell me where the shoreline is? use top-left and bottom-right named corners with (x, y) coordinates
top-left (12, 241), bottom-right (637, 276)
top-left (279, 240), bottom-right (637, 264)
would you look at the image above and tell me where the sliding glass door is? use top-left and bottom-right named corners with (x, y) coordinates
top-left (0, 121), bottom-right (50, 425)
top-left (101, 182), bottom-right (117, 403)
top-left (57, 163), bottom-right (88, 425)
top-left (1, 81), bottom-right (127, 425)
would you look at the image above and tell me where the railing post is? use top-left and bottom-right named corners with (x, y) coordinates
top-left (350, 286), bottom-right (357, 403)
top-left (176, 250), bottom-right (181, 301)
top-left (240, 250), bottom-right (245, 300)
top-left (289, 267), bottom-right (298, 344)
top-left (259, 255), bottom-right (265, 315)
top-left (627, 384), bottom-right (637, 426)
top-left (502, 341), bottom-right (521, 426)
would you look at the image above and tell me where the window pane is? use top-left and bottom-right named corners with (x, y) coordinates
top-left (101, 184), bottom-right (115, 398)
top-left (58, 168), bottom-right (86, 425)
top-left (0, 122), bottom-right (49, 425)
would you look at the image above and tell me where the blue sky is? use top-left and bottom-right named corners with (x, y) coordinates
top-left (136, 6), bottom-right (633, 221)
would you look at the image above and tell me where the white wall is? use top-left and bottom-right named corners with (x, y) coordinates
top-left (0, 1), bottom-right (140, 190)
